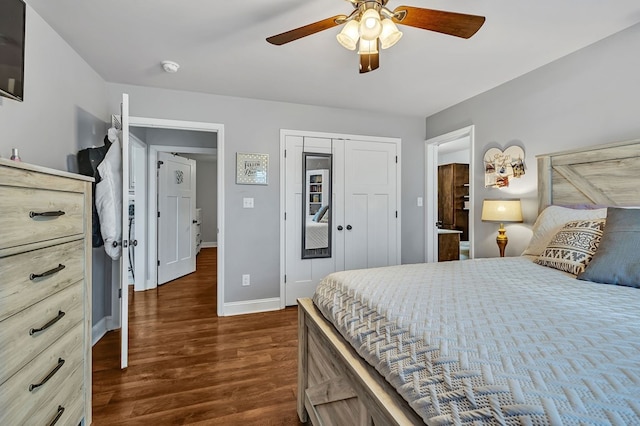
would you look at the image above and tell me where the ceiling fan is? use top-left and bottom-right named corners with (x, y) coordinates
top-left (266, 0), bottom-right (485, 74)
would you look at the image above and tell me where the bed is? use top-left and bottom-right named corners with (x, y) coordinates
top-left (297, 139), bottom-right (640, 425)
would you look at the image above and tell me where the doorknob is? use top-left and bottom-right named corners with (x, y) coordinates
top-left (337, 225), bottom-right (343, 231)
top-left (132, 240), bottom-right (138, 247)
top-left (192, 220), bottom-right (197, 224)
top-left (346, 225), bottom-right (352, 230)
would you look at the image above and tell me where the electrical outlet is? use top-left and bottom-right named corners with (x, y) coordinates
top-left (242, 274), bottom-right (250, 286)
top-left (243, 197), bottom-right (254, 208)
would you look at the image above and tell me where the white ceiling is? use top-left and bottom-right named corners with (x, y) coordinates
top-left (27, 0), bottom-right (640, 118)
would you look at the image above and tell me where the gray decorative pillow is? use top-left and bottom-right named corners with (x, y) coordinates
top-left (578, 207), bottom-right (640, 287)
top-left (535, 219), bottom-right (606, 275)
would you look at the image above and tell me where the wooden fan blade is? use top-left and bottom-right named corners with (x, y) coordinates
top-left (266, 15), bottom-right (347, 45)
top-left (392, 6), bottom-right (485, 39)
top-left (359, 52), bottom-right (379, 74)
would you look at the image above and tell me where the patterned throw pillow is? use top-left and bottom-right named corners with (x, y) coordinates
top-left (535, 219), bottom-right (606, 275)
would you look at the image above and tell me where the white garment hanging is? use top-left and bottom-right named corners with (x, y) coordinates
top-left (95, 131), bottom-right (122, 260)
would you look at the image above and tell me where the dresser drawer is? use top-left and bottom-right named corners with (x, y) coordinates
top-left (0, 186), bottom-right (84, 250)
top-left (21, 364), bottom-right (85, 426)
top-left (0, 322), bottom-right (84, 425)
top-left (0, 239), bottom-right (84, 322)
top-left (0, 282), bottom-right (83, 385)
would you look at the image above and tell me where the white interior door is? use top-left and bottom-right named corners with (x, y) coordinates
top-left (284, 136), bottom-right (336, 305)
top-left (157, 152), bottom-right (197, 285)
top-left (119, 93), bottom-right (130, 369)
top-left (342, 140), bottom-right (398, 270)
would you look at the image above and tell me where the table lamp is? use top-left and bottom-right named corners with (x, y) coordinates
top-left (481, 199), bottom-right (523, 257)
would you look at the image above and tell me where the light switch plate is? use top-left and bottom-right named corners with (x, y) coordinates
top-left (417, 197), bottom-right (423, 207)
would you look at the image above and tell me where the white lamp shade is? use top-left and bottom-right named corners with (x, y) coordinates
top-left (336, 20), bottom-right (360, 50)
top-left (481, 199), bottom-right (523, 223)
top-left (357, 38), bottom-right (379, 55)
top-left (379, 19), bottom-right (403, 49)
top-left (359, 9), bottom-right (382, 41)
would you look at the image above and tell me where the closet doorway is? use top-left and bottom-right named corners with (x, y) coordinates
top-left (425, 125), bottom-right (475, 263)
top-left (280, 130), bottom-right (402, 306)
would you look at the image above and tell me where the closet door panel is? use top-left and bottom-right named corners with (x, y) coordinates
top-left (344, 140), bottom-right (398, 271)
top-left (368, 193), bottom-right (391, 268)
top-left (284, 136), bottom-right (336, 305)
top-left (344, 193), bottom-right (368, 271)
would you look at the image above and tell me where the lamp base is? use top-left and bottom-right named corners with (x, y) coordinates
top-left (496, 223), bottom-right (508, 257)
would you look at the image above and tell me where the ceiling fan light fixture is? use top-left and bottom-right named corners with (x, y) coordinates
top-left (357, 38), bottom-right (378, 55)
top-left (379, 18), bottom-right (403, 49)
top-left (359, 8), bottom-right (382, 41)
top-left (336, 20), bottom-right (360, 50)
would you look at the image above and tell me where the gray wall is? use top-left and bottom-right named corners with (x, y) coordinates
top-left (184, 155), bottom-right (218, 244)
top-left (0, 6), bottom-right (111, 327)
top-left (0, 6), bottom-right (108, 168)
top-left (106, 83), bottom-right (426, 303)
top-left (426, 22), bottom-right (640, 258)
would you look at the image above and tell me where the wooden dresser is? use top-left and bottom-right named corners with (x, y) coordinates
top-left (0, 159), bottom-right (92, 425)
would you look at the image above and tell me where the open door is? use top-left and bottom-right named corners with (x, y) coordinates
top-left (119, 93), bottom-right (130, 369)
top-left (157, 152), bottom-right (197, 285)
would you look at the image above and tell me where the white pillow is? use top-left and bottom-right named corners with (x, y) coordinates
top-left (521, 205), bottom-right (607, 256)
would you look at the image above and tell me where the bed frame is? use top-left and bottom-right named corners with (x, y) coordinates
top-left (297, 138), bottom-right (640, 425)
top-left (537, 138), bottom-right (640, 212)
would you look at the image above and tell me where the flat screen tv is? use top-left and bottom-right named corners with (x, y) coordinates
top-left (0, 0), bottom-right (26, 101)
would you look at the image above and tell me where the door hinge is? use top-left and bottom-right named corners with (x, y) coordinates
top-left (396, 210), bottom-right (398, 218)
top-left (284, 275), bottom-right (287, 283)
top-left (118, 288), bottom-right (122, 298)
top-left (157, 160), bottom-right (164, 169)
top-left (284, 149), bottom-right (286, 158)
top-left (157, 211), bottom-right (160, 218)
top-left (157, 260), bottom-right (160, 266)
top-left (284, 212), bottom-right (287, 220)
top-left (395, 156), bottom-right (398, 163)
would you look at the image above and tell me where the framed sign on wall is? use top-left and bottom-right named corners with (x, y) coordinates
top-left (236, 152), bottom-right (269, 185)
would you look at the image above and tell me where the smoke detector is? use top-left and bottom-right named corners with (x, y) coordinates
top-left (161, 60), bottom-right (180, 73)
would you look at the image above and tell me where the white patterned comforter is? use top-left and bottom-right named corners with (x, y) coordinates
top-left (313, 257), bottom-right (640, 425)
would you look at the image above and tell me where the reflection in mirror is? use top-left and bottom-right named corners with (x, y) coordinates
top-left (302, 153), bottom-right (332, 259)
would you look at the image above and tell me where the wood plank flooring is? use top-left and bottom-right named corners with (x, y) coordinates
top-left (92, 248), bottom-right (303, 425)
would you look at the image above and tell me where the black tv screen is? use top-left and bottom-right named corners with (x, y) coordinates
top-left (0, 0), bottom-right (26, 101)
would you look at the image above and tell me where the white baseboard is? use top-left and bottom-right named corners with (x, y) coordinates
top-left (92, 317), bottom-right (109, 346)
top-left (222, 297), bottom-right (281, 316)
top-left (105, 314), bottom-right (119, 332)
top-left (201, 241), bottom-right (217, 248)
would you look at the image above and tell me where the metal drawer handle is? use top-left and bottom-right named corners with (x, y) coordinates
top-left (29, 358), bottom-right (65, 391)
top-left (29, 210), bottom-right (66, 218)
top-left (30, 264), bottom-right (66, 280)
top-left (29, 311), bottom-right (65, 335)
top-left (48, 405), bottom-right (65, 426)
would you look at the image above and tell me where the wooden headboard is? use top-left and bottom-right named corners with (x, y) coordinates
top-left (537, 139), bottom-right (640, 212)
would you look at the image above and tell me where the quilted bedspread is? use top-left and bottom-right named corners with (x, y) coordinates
top-left (313, 257), bottom-right (640, 425)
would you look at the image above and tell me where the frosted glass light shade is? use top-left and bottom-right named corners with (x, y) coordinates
top-left (357, 38), bottom-right (378, 54)
top-left (359, 9), bottom-right (382, 41)
top-left (336, 20), bottom-right (360, 50)
top-left (379, 19), bottom-right (403, 49)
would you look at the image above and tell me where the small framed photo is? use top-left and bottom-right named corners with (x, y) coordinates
top-left (236, 152), bottom-right (269, 185)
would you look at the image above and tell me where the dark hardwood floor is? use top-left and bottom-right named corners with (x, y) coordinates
top-left (92, 248), bottom-right (303, 425)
